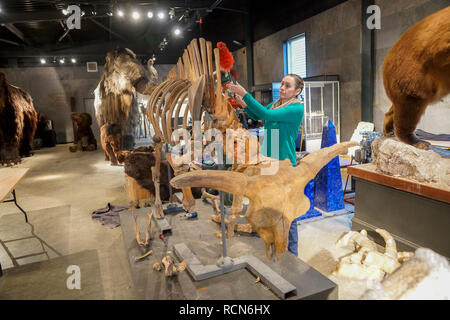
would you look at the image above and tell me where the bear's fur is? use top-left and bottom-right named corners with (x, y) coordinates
top-left (69, 112), bottom-right (97, 152)
top-left (0, 70), bottom-right (38, 166)
top-left (100, 123), bottom-right (122, 165)
top-left (383, 7), bottom-right (450, 149)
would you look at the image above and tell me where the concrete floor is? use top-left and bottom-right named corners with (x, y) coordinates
top-left (0, 144), bottom-right (371, 299)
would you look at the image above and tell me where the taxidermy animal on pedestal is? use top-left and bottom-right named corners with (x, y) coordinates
top-left (69, 112), bottom-right (97, 152)
top-left (94, 48), bottom-right (158, 152)
top-left (383, 6), bottom-right (450, 149)
top-left (0, 70), bottom-right (38, 166)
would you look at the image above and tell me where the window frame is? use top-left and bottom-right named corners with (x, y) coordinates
top-left (284, 33), bottom-right (307, 78)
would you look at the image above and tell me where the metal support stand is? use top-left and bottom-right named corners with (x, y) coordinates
top-left (3, 189), bottom-right (28, 223)
top-left (173, 165), bottom-right (297, 299)
top-left (163, 143), bottom-right (186, 216)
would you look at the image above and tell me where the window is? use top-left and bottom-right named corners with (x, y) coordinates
top-left (285, 34), bottom-right (307, 78)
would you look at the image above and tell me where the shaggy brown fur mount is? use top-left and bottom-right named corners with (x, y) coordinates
top-left (69, 112), bottom-right (97, 152)
top-left (0, 70), bottom-right (37, 166)
top-left (121, 146), bottom-right (202, 202)
top-left (383, 7), bottom-right (450, 149)
top-left (94, 48), bottom-right (157, 151)
top-left (100, 123), bottom-right (122, 165)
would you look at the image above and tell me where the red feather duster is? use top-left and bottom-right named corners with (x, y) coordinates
top-left (217, 42), bottom-right (234, 71)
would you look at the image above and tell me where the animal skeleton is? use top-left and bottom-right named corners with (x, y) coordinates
top-left (333, 229), bottom-right (414, 281)
top-left (133, 212), bottom-right (153, 261)
top-left (171, 141), bottom-right (357, 260)
top-left (144, 38), bottom-right (249, 219)
top-left (153, 256), bottom-right (187, 277)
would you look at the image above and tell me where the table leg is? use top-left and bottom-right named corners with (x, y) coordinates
top-left (12, 189), bottom-right (28, 223)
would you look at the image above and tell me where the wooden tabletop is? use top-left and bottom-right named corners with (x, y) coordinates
top-left (0, 168), bottom-right (29, 202)
top-left (348, 163), bottom-right (450, 204)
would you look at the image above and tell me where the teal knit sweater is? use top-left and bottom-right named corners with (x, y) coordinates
top-left (243, 93), bottom-right (304, 166)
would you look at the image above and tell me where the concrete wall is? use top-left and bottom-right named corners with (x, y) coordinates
top-left (2, 64), bottom-right (174, 144)
top-left (234, 0), bottom-right (362, 140)
top-left (234, 0), bottom-right (449, 140)
top-left (373, 0), bottom-right (450, 134)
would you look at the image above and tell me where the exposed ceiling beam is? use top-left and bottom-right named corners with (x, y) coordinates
top-left (58, 20), bottom-right (73, 43)
top-left (3, 23), bottom-right (32, 45)
top-left (87, 17), bottom-right (129, 42)
top-left (0, 38), bottom-right (21, 46)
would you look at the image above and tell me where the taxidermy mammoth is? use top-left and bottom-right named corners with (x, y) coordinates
top-left (0, 70), bottom-right (38, 166)
top-left (383, 6), bottom-right (450, 149)
top-left (171, 141), bottom-right (357, 260)
top-left (94, 48), bottom-right (158, 152)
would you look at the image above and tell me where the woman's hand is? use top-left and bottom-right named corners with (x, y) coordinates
top-left (225, 81), bottom-right (247, 97)
top-left (234, 94), bottom-right (247, 108)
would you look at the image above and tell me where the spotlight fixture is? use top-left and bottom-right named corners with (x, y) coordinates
top-left (169, 8), bottom-right (175, 20)
top-left (132, 11), bottom-right (140, 20)
top-left (40, 58), bottom-right (46, 64)
top-left (62, 9), bottom-right (68, 15)
top-left (117, 10), bottom-right (124, 17)
top-left (81, 11), bottom-right (85, 16)
top-left (157, 11), bottom-right (165, 19)
top-left (147, 11), bottom-right (153, 18)
top-left (107, 11), bottom-right (113, 17)
top-left (71, 58), bottom-right (76, 63)
top-left (173, 28), bottom-right (181, 36)
top-left (60, 58), bottom-right (65, 64)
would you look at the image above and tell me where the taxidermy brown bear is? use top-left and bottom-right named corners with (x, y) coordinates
top-left (383, 7), bottom-right (450, 149)
top-left (100, 123), bottom-right (121, 165)
top-left (0, 70), bottom-right (37, 166)
top-left (94, 48), bottom-right (158, 153)
top-left (69, 112), bottom-right (97, 152)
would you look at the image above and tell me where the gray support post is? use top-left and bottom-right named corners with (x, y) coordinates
top-left (361, 0), bottom-right (375, 122)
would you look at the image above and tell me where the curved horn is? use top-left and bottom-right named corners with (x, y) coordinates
top-left (299, 141), bottom-right (358, 181)
top-left (376, 229), bottom-right (398, 260)
top-left (171, 170), bottom-right (248, 196)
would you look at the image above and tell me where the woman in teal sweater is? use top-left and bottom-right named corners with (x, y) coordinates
top-left (225, 74), bottom-right (305, 257)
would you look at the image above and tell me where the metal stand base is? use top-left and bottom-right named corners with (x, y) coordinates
top-left (174, 243), bottom-right (297, 299)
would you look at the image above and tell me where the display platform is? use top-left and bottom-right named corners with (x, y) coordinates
top-left (119, 200), bottom-right (337, 300)
top-left (348, 164), bottom-right (450, 259)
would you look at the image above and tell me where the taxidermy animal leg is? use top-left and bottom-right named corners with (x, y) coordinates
top-left (383, 105), bottom-right (395, 137)
top-left (393, 97), bottom-right (430, 149)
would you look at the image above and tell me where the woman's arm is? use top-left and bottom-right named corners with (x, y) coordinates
top-left (243, 93), bottom-right (303, 123)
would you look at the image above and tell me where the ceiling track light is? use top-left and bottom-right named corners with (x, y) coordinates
top-left (173, 28), bottom-right (181, 36)
top-left (157, 11), bottom-right (165, 20)
top-left (117, 10), bottom-right (124, 17)
top-left (169, 8), bottom-right (175, 20)
top-left (132, 11), bottom-right (140, 20)
top-left (40, 58), bottom-right (46, 64)
top-left (147, 11), bottom-right (153, 18)
top-left (71, 58), bottom-right (76, 63)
